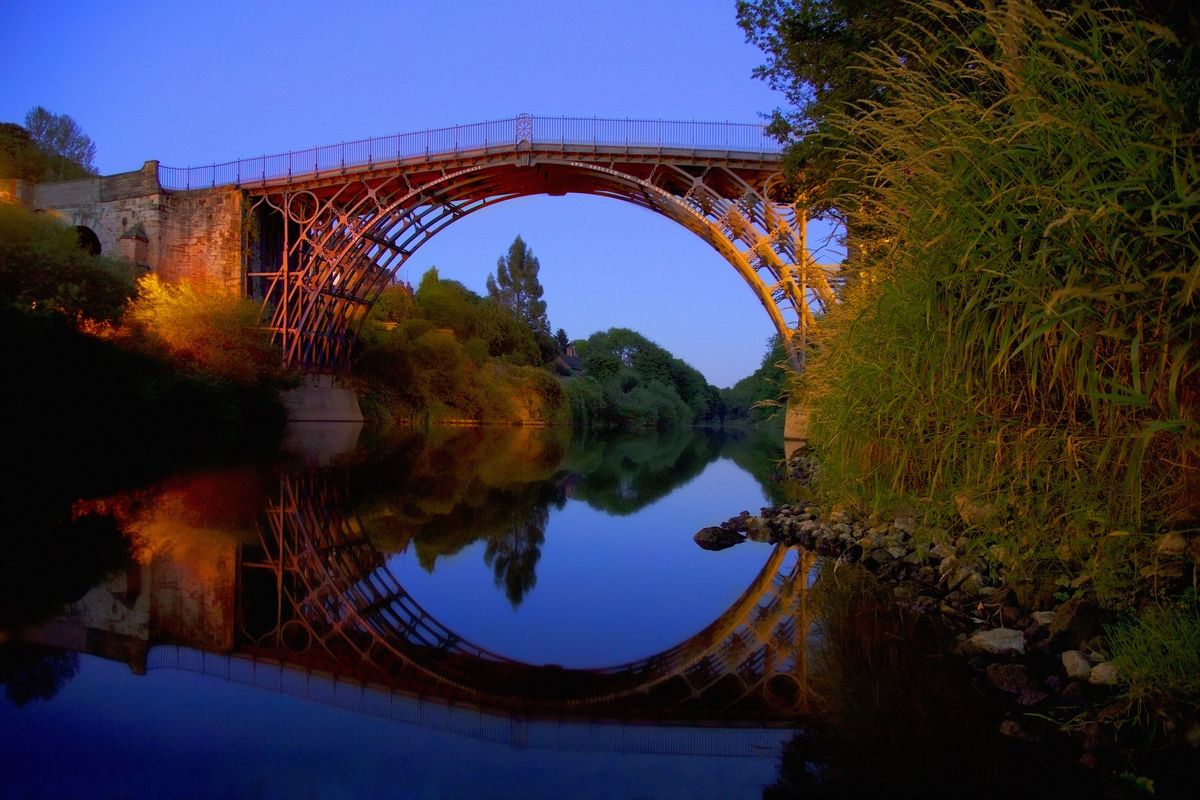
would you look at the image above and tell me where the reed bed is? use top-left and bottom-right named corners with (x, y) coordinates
top-left (800, 0), bottom-right (1198, 603)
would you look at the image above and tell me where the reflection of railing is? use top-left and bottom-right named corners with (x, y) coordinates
top-left (157, 115), bottom-right (783, 190)
top-left (147, 645), bottom-right (791, 757)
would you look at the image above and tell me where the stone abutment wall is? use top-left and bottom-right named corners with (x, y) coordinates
top-left (20, 161), bottom-right (245, 295)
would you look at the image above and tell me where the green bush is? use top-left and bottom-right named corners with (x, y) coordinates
top-left (0, 203), bottom-right (133, 324)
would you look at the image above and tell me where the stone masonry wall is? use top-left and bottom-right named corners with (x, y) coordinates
top-left (25, 161), bottom-right (245, 296)
top-left (158, 187), bottom-right (244, 294)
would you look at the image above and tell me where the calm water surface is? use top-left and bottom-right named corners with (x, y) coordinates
top-left (1, 426), bottom-right (800, 799)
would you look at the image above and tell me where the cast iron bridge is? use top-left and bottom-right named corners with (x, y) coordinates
top-left (158, 115), bottom-right (840, 372)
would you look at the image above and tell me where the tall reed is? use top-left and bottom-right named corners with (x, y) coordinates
top-left (801, 0), bottom-right (1198, 597)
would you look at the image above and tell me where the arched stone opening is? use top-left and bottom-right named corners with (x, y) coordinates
top-left (74, 225), bottom-right (101, 256)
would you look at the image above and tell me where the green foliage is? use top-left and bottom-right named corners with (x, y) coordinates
top-left (796, 1), bottom-right (1200, 597)
top-left (124, 274), bottom-right (279, 384)
top-left (0, 121), bottom-right (94, 183)
top-left (415, 268), bottom-right (541, 364)
top-left (486, 235), bottom-right (551, 343)
top-left (1107, 604), bottom-right (1200, 712)
top-left (0, 203), bottom-right (133, 323)
top-left (737, 0), bottom-right (908, 209)
top-left (566, 327), bottom-right (723, 429)
top-left (722, 334), bottom-right (789, 426)
top-left (358, 272), bottom-right (567, 426)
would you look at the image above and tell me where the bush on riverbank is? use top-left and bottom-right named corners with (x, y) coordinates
top-left (721, 334), bottom-right (789, 428)
top-left (356, 276), bottom-right (567, 427)
top-left (564, 328), bottom-right (724, 429)
top-left (0, 204), bottom-right (285, 485)
top-left (796, 2), bottom-right (1198, 609)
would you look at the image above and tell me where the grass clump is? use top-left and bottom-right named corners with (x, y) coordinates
top-left (799, 0), bottom-right (1199, 602)
top-left (1107, 603), bottom-right (1200, 712)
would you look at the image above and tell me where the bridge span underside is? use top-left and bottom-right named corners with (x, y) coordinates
top-left (227, 117), bottom-right (839, 373)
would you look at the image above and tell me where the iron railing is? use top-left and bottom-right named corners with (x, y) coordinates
top-left (157, 115), bottom-right (783, 190)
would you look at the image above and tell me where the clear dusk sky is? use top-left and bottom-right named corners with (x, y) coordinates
top-left (0, 0), bottom-right (841, 388)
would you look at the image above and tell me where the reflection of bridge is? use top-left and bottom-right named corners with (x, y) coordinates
top-left (17, 469), bottom-right (817, 753)
top-left (241, 471), bottom-right (816, 723)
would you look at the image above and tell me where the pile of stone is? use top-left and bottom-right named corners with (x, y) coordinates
top-left (694, 452), bottom-right (1200, 774)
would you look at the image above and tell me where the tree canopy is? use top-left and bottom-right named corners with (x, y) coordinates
top-left (24, 107), bottom-right (96, 176)
top-left (487, 236), bottom-right (550, 339)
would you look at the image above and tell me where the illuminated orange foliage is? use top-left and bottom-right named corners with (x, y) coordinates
top-left (124, 275), bottom-right (278, 383)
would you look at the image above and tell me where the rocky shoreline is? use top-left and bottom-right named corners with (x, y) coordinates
top-left (697, 453), bottom-right (1197, 794)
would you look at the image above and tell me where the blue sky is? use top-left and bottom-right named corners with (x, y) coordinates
top-left (0, 0), bottom-right (839, 387)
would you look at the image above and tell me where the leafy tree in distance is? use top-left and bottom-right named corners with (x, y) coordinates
top-left (486, 236), bottom-right (550, 338)
top-left (23, 107), bottom-right (97, 179)
top-left (555, 327), bottom-right (569, 353)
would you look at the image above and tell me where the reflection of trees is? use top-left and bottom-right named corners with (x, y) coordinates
top-left (352, 427), bottom-right (567, 606)
top-left (564, 427), bottom-right (724, 515)
top-left (483, 501), bottom-right (548, 607)
top-left (717, 426), bottom-right (789, 505)
top-left (0, 644), bottom-right (80, 707)
top-left (351, 425), bottom-right (784, 606)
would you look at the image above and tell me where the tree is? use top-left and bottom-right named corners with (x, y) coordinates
top-left (737, 0), bottom-right (906, 210)
top-left (23, 106), bottom-right (97, 179)
top-left (486, 236), bottom-right (550, 338)
top-left (555, 327), bottom-right (569, 353)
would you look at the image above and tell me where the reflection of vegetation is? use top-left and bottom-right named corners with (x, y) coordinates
top-left (482, 489), bottom-right (550, 607)
top-left (0, 506), bottom-right (133, 630)
top-left (564, 427), bottom-right (723, 516)
top-left (720, 427), bottom-right (789, 505)
top-left (767, 562), bottom-right (1087, 797)
top-left (0, 644), bottom-right (80, 707)
top-left (354, 425), bottom-right (784, 604)
top-left (354, 427), bottom-right (568, 605)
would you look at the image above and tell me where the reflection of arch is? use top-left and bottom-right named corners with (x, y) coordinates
top-left (238, 470), bottom-right (815, 722)
top-left (75, 226), bottom-right (101, 256)
top-left (236, 117), bottom-right (841, 372)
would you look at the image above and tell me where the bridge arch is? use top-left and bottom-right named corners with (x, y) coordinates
top-left (227, 117), bottom-right (841, 373)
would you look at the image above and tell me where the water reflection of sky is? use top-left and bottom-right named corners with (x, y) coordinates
top-left (0, 656), bottom-right (782, 800)
top-left (1, 429), bottom-right (789, 799)
top-left (385, 457), bottom-right (772, 667)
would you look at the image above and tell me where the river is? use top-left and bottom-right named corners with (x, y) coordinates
top-left (0, 424), bottom-right (803, 799)
top-left (1, 423), bottom-right (1106, 799)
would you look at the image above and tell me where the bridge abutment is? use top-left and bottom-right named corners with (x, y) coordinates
top-left (783, 400), bottom-right (810, 459)
top-left (281, 374), bottom-right (364, 423)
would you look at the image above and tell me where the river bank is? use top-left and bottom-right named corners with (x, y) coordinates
top-left (703, 453), bottom-right (1198, 797)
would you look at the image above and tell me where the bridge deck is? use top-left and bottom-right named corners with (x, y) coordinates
top-left (156, 115), bottom-right (784, 192)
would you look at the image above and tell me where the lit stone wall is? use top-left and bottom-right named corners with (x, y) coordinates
top-left (27, 161), bottom-right (245, 295)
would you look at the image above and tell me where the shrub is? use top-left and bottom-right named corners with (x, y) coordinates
top-left (123, 274), bottom-right (278, 384)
